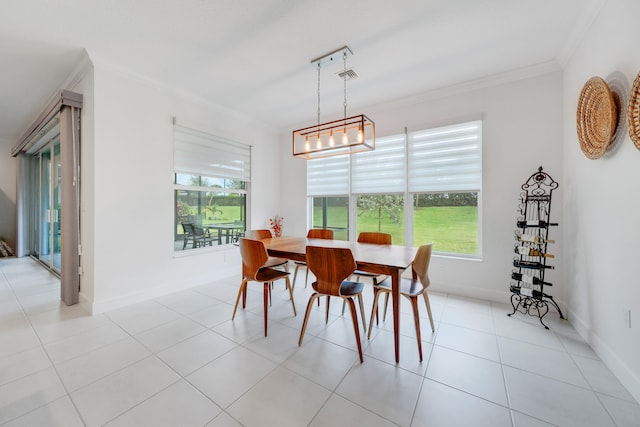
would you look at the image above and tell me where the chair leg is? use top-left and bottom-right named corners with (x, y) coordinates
top-left (410, 296), bottom-right (423, 362)
top-left (325, 296), bottom-right (331, 324)
top-left (382, 292), bottom-right (390, 321)
top-left (368, 288), bottom-right (383, 339)
top-left (285, 277), bottom-right (296, 316)
top-left (263, 282), bottom-right (269, 336)
top-left (422, 291), bottom-right (435, 333)
top-left (242, 284), bottom-right (247, 308)
top-left (292, 264), bottom-right (301, 290)
top-left (299, 293), bottom-right (319, 346)
top-left (357, 293), bottom-right (367, 331)
top-left (232, 279), bottom-right (248, 319)
top-left (345, 297), bottom-right (363, 363)
top-left (304, 267), bottom-right (309, 288)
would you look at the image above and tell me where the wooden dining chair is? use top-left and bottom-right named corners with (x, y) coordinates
top-left (343, 232), bottom-right (392, 319)
top-left (292, 229), bottom-right (334, 290)
top-left (367, 243), bottom-right (435, 362)
top-left (232, 238), bottom-right (296, 336)
top-left (244, 229), bottom-right (289, 271)
top-left (299, 246), bottom-right (366, 363)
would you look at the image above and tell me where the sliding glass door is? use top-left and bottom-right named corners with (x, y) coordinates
top-left (34, 138), bottom-right (62, 274)
top-left (15, 92), bottom-right (82, 304)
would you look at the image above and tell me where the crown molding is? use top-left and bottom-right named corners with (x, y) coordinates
top-left (86, 51), bottom-right (279, 133)
top-left (369, 60), bottom-right (562, 112)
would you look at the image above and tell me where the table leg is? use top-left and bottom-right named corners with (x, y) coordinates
top-left (392, 269), bottom-right (401, 363)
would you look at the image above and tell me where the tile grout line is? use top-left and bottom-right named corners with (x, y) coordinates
top-left (0, 262), bottom-right (88, 426)
top-left (492, 299), bottom-right (518, 426)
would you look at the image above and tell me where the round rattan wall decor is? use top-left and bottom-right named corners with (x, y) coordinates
top-left (628, 71), bottom-right (640, 150)
top-left (576, 76), bottom-right (619, 159)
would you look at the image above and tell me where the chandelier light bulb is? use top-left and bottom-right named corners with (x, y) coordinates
top-left (329, 131), bottom-right (335, 146)
top-left (343, 132), bottom-right (348, 145)
top-left (358, 126), bottom-right (364, 142)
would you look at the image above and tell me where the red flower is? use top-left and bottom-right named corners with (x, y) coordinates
top-left (269, 215), bottom-right (284, 237)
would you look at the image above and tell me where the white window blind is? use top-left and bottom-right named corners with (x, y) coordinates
top-left (174, 124), bottom-right (251, 182)
top-left (307, 154), bottom-right (350, 196)
top-left (408, 120), bottom-right (482, 192)
top-left (351, 134), bottom-right (406, 194)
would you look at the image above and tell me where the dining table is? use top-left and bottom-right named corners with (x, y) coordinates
top-left (206, 223), bottom-right (244, 244)
top-left (262, 236), bottom-right (418, 363)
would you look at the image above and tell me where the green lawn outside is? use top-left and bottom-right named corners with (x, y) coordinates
top-left (314, 205), bottom-right (478, 254)
top-left (414, 206), bottom-right (478, 254)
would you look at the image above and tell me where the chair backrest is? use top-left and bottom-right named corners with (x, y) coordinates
top-left (192, 225), bottom-right (207, 236)
top-left (182, 222), bottom-right (195, 234)
top-left (412, 243), bottom-right (433, 289)
top-left (306, 246), bottom-right (356, 296)
top-left (357, 232), bottom-right (392, 245)
top-left (244, 229), bottom-right (272, 240)
top-left (239, 238), bottom-right (269, 280)
top-left (307, 229), bottom-right (334, 239)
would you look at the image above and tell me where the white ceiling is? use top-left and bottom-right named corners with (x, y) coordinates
top-left (0, 0), bottom-right (604, 145)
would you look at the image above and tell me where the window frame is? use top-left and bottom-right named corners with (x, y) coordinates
top-left (173, 122), bottom-right (251, 253)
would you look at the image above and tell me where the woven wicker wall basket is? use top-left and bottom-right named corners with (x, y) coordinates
top-left (628, 71), bottom-right (640, 150)
top-left (576, 76), bottom-right (619, 159)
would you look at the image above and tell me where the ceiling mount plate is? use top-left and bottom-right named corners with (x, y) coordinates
top-left (311, 46), bottom-right (353, 67)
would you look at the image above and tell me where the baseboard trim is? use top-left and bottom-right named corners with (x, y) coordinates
top-left (87, 269), bottom-right (238, 315)
top-left (568, 307), bottom-right (640, 404)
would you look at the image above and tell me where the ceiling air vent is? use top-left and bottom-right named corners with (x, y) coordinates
top-left (337, 68), bottom-right (359, 80)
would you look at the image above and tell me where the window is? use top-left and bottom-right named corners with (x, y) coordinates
top-left (408, 121), bottom-right (482, 255)
top-left (352, 134), bottom-right (406, 244)
top-left (173, 123), bottom-right (250, 251)
top-left (307, 120), bottom-right (482, 256)
top-left (311, 196), bottom-right (349, 240)
top-left (308, 154), bottom-right (350, 240)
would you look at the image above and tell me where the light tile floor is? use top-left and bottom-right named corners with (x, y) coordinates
top-left (1, 257), bottom-right (639, 426)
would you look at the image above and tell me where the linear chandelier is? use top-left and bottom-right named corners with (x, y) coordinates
top-left (292, 46), bottom-right (375, 159)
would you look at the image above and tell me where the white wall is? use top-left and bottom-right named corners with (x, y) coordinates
top-left (74, 64), bottom-right (95, 305)
top-left (82, 59), bottom-right (281, 313)
top-left (562, 0), bottom-right (640, 402)
top-left (281, 70), bottom-right (565, 303)
top-left (0, 138), bottom-right (16, 251)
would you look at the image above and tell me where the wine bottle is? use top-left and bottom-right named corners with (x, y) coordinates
top-left (513, 259), bottom-right (554, 270)
top-left (516, 220), bottom-right (559, 228)
top-left (514, 246), bottom-right (555, 258)
top-left (510, 285), bottom-right (544, 298)
top-left (517, 233), bottom-right (555, 244)
top-left (511, 272), bottom-right (553, 286)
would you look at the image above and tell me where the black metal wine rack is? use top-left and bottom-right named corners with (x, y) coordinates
top-left (508, 166), bottom-right (565, 329)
